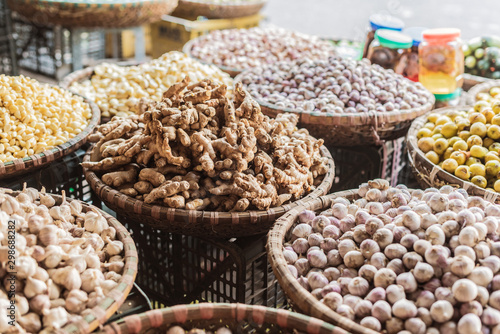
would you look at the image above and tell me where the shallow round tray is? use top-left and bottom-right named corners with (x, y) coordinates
top-left (235, 73), bottom-right (435, 147)
top-left (466, 79), bottom-right (500, 105)
top-left (0, 89), bottom-right (100, 180)
top-left (83, 145), bottom-right (335, 238)
top-left (406, 106), bottom-right (500, 203)
top-left (7, 190), bottom-right (138, 333)
top-left (7, 0), bottom-right (179, 28)
top-left (173, 0), bottom-right (266, 19)
top-left (267, 191), bottom-right (380, 334)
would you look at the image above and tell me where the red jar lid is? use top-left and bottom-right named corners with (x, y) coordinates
top-left (422, 28), bottom-right (461, 41)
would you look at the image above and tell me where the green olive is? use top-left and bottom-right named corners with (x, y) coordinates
top-left (465, 56), bottom-right (477, 69)
top-left (475, 48), bottom-right (485, 59)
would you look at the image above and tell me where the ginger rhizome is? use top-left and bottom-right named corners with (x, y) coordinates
top-left (82, 79), bottom-right (329, 211)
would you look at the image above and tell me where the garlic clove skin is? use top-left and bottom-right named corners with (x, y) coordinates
top-left (42, 306), bottom-right (69, 330)
top-left (51, 267), bottom-right (82, 291)
top-left (29, 294), bottom-right (50, 314)
top-left (24, 277), bottom-right (48, 299)
top-left (47, 278), bottom-right (61, 300)
top-left (14, 295), bottom-right (29, 316)
top-left (16, 256), bottom-right (37, 280)
top-left (104, 236), bottom-right (124, 257)
top-left (18, 312), bottom-right (41, 333)
top-left (80, 268), bottom-right (105, 293)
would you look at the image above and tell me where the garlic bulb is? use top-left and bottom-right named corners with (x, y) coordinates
top-left (42, 306), bottom-right (68, 329)
top-left (24, 277), bottom-right (47, 299)
top-left (51, 266), bottom-right (82, 291)
top-left (84, 209), bottom-right (108, 235)
top-left (80, 268), bottom-right (105, 293)
top-left (452, 279), bottom-right (478, 302)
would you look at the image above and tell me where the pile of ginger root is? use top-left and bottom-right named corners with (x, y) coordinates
top-left (82, 78), bottom-right (329, 211)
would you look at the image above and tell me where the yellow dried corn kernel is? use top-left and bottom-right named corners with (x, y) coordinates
top-left (70, 51), bottom-right (233, 117)
top-left (0, 75), bottom-right (92, 163)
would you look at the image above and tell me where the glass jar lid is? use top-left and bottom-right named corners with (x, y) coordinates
top-left (423, 28), bottom-right (461, 41)
top-left (403, 27), bottom-right (427, 47)
top-left (369, 14), bottom-right (405, 31)
top-left (434, 89), bottom-right (461, 102)
top-left (375, 29), bottom-right (413, 49)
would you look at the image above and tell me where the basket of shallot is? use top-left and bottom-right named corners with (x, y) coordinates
top-left (96, 303), bottom-right (349, 334)
top-left (0, 186), bottom-right (137, 333)
top-left (236, 57), bottom-right (435, 147)
top-left (267, 178), bottom-right (500, 334)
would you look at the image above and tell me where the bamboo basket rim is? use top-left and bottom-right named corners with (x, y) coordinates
top-left (5, 190), bottom-right (138, 334)
top-left (173, 0), bottom-right (266, 20)
top-left (96, 302), bottom-right (350, 334)
top-left (82, 144), bottom-right (335, 238)
top-left (266, 191), bottom-right (379, 334)
top-left (465, 79), bottom-right (500, 105)
top-left (178, 0), bottom-right (266, 5)
top-left (233, 73), bottom-right (436, 127)
top-left (183, 38), bottom-right (243, 77)
top-left (406, 105), bottom-right (500, 203)
top-left (0, 89), bottom-right (100, 180)
top-left (10, 0), bottom-right (169, 6)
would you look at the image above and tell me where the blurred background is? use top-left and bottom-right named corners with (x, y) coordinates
top-left (263, 0), bottom-right (500, 40)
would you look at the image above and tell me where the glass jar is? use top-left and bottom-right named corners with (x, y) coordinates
top-left (419, 28), bottom-right (465, 94)
top-left (402, 27), bottom-right (427, 81)
top-left (362, 14), bottom-right (404, 58)
top-left (434, 89), bottom-right (462, 108)
top-left (367, 29), bottom-right (413, 76)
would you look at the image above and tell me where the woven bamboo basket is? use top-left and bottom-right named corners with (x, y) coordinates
top-left (5, 191), bottom-right (139, 333)
top-left (172, 0), bottom-right (266, 19)
top-left (465, 79), bottom-right (500, 105)
top-left (406, 106), bottom-right (500, 203)
top-left (234, 74), bottom-right (435, 147)
top-left (0, 92), bottom-right (100, 180)
top-left (183, 38), bottom-right (242, 77)
top-left (83, 145), bottom-right (335, 238)
top-left (267, 191), bottom-right (379, 334)
top-left (7, 0), bottom-right (179, 28)
top-left (96, 303), bottom-right (350, 334)
top-left (463, 73), bottom-right (489, 92)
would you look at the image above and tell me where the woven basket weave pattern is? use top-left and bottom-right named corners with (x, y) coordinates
top-left (96, 303), bottom-right (350, 334)
top-left (172, 0), bottom-right (266, 20)
top-left (7, 0), bottom-right (179, 28)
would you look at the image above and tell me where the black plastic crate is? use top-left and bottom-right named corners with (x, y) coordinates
top-left (0, 146), bottom-right (100, 205)
top-left (11, 14), bottom-right (104, 79)
top-left (328, 137), bottom-right (421, 192)
top-left (0, 0), bottom-right (17, 75)
top-left (328, 144), bottom-right (382, 192)
top-left (117, 215), bottom-right (286, 309)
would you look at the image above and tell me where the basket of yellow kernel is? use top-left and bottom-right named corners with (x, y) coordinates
top-left (61, 52), bottom-right (233, 120)
top-left (0, 75), bottom-right (100, 179)
top-left (407, 97), bottom-right (500, 201)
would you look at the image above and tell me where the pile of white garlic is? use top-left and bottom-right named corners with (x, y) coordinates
top-left (283, 179), bottom-right (500, 334)
top-left (0, 186), bottom-right (125, 333)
